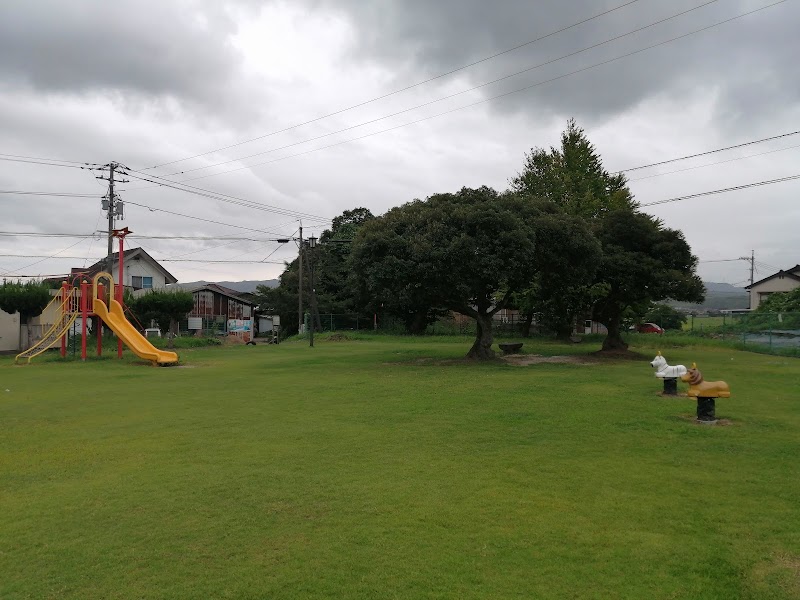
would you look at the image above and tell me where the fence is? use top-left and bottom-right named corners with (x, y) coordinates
top-left (307, 313), bottom-right (541, 337)
top-left (687, 312), bottom-right (800, 355)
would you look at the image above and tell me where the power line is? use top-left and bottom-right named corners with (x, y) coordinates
top-left (0, 152), bottom-right (96, 165)
top-left (628, 142), bottom-right (800, 181)
top-left (0, 156), bottom-right (100, 170)
top-left (1, 235), bottom-right (98, 277)
top-left (119, 168), bottom-right (331, 223)
top-left (641, 173), bottom-right (800, 207)
top-left (0, 190), bottom-right (100, 198)
top-left (170, 1), bottom-right (787, 183)
top-left (123, 200), bottom-right (301, 236)
top-left (618, 130), bottom-right (800, 175)
top-left (165, 0), bottom-right (721, 178)
top-left (0, 254), bottom-right (286, 265)
top-left (145, 0), bottom-right (644, 171)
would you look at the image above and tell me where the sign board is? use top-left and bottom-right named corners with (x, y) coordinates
top-left (188, 317), bottom-right (203, 330)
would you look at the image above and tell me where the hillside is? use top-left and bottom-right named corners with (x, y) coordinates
top-left (669, 282), bottom-right (749, 310)
top-left (176, 279), bottom-right (279, 293)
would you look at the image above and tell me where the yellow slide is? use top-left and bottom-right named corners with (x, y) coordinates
top-left (93, 298), bottom-right (179, 365)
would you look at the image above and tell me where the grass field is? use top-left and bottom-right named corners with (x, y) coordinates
top-left (1, 336), bottom-right (798, 599)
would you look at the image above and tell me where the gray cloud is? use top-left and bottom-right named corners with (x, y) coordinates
top-left (0, 1), bottom-right (245, 113)
top-left (304, 0), bottom-right (800, 130)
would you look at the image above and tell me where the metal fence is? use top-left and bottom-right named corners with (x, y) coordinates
top-left (687, 312), bottom-right (800, 354)
top-left (307, 313), bottom-right (541, 336)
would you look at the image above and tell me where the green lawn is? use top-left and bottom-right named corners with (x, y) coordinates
top-left (1, 337), bottom-right (798, 599)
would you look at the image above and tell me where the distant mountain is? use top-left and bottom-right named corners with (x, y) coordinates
top-left (176, 279), bottom-right (279, 293)
top-left (668, 281), bottom-right (750, 310)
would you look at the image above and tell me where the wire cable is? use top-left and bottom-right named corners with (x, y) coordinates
top-left (0, 156), bottom-right (100, 170)
top-left (628, 142), bottom-right (800, 181)
top-left (641, 173), bottom-right (800, 207)
top-left (123, 200), bottom-right (300, 236)
top-left (617, 130), bottom-right (800, 174)
top-left (0, 254), bottom-right (286, 265)
top-left (170, 1), bottom-right (788, 183)
top-left (164, 0), bottom-right (721, 177)
top-left (1, 235), bottom-right (98, 276)
top-left (119, 168), bottom-right (331, 223)
top-left (145, 0), bottom-right (644, 170)
top-left (0, 190), bottom-right (100, 198)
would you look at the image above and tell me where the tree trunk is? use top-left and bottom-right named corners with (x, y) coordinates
top-left (554, 321), bottom-right (573, 341)
top-left (520, 311), bottom-right (534, 338)
top-left (19, 317), bottom-right (30, 351)
top-left (466, 312), bottom-right (496, 360)
top-left (167, 318), bottom-right (176, 349)
top-left (601, 314), bottom-right (628, 351)
top-left (405, 309), bottom-right (428, 335)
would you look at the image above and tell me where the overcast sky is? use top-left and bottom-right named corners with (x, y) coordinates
top-left (1, 0), bottom-right (798, 286)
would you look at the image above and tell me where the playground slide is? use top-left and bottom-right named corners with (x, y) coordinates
top-left (93, 298), bottom-right (179, 365)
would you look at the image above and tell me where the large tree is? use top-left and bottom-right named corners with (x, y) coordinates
top-left (512, 120), bottom-right (702, 350)
top-left (513, 205), bottom-right (602, 339)
top-left (352, 187), bottom-right (541, 359)
top-left (511, 120), bottom-right (634, 338)
top-left (0, 280), bottom-right (52, 349)
top-left (511, 119), bottom-right (636, 219)
top-left (254, 208), bottom-right (375, 336)
top-left (592, 209), bottom-right (704, 350)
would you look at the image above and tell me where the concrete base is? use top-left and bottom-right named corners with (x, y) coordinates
top-left (696, 397), bottom-right (716, 422)
top-left (662, 378), bottom-right (678, 396)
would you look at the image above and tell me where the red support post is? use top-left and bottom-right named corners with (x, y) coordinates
top-left (81, 279), bottom-right (88, 361)
top-left (60, 281), bottom-right (69, 358)
top-left (97, 283), bottom-right (104, 357)
top-left (117, 234), bottom-right (124, 359)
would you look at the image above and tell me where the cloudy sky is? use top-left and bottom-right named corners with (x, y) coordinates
top-left (1, 0), bottom-right (798, 286)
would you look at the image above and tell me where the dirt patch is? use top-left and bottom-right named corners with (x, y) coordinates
top-left (749, 553), bottom-right (800, 597)
top-left (501, 354), bottom-right (597, 366)
top-left (672, 413), bottom-right (736, 426)
top-left (591, 349), bottom-right (648, 361)
top-left (222, 335), bottom-right (246, 346)
top-left (327, 333), bottom-right (352, 342)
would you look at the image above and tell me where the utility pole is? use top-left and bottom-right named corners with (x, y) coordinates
top-left (308, 236), bottom-right (317, 347)
top-left (739, 250), bottom-right (755, 286)
top-left (106, 163), bottom-right (116, 274)
top-left (297, 221), bottom-right (303, 335)
top-left (97, 162), bottom-right (128, 274)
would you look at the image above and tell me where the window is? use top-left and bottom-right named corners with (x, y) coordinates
top-left (132, 276), bottom-right (153, 290)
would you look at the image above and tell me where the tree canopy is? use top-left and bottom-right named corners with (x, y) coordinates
top-left (510, 119), bottom-right (636, 219)
top-left (128, 289), bottom-right (194, 348)
top-left (254, 208), bottom-right (375, 336)
top-left (352, 186), bottom-right (541, 359)
top-left (0, 280), bottom-right (52, 323)
top-left (592, 210), bottom-right (704, 349)
top-left (512, 120), bottom-right (702, 351)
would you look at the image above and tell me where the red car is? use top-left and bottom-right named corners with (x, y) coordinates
top-left (637, 322), bottom-right (664, 334)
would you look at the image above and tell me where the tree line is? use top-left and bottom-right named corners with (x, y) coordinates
top-left (256, 121), bottom-right (705, 359)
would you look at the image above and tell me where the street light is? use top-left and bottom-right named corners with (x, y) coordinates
top-left (308, 236), bottom-right (317, 347)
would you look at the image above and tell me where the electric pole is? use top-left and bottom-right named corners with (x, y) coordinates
top-left (107, 163), bottom-right (116, 273)
top-left (297, 221), bottom-right (303, 335)
top-left (97, 162), bottom-right (128, 273)
top-left (739, 250), bottom-right (755, 286)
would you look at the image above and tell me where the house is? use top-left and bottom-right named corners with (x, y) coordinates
top-left (745, 265), bottom-right (800, 310)
top-left (165, 282), bottom-right (255, 337)
top-left (70, 247), bottom-right (178, 291)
